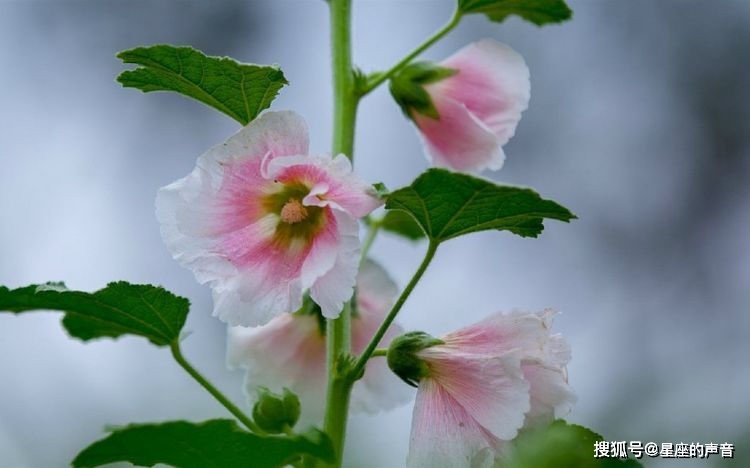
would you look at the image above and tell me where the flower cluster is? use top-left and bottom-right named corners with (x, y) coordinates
top-left (156, 37), bottom-right (573, 468)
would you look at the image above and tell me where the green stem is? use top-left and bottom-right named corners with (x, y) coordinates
top-left (324, 0), bottom-right (360, 465)
top-left (170, 341), bottom-right (261, 434)
top-left (361, 9), bottom-right (462, 95)
top-left (352, 241), bottom-right (439, 378)
top-left (371, 348), bottom-right (388, 358)
top-left (330, 0), bottom-right (358, 160)
top-left (359, 216), bottom-right (383, 266)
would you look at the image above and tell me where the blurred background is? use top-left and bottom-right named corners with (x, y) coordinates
top-left (1, 1), bottom-right (748, 467)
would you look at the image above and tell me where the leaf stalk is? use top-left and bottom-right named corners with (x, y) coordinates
top-left (361, 9), bottom-right (462, 95)
top-left (170, 340), bottom-right (262, 434)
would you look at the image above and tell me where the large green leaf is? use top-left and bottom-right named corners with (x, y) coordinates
top-left (72, 419), bottom-right (334, 468)
top-left (117, 45), bottom-right (287, 125)
top-left (458, 0), bottom-right (572, 26)
top-left (375, 210), bottom-right (426, 241)
top-left (506, 420), bottom-right (643, 467)
top-left (0, 282), bottom-right (188, 346)
top-left (385, 168), bottom-right (575, 243)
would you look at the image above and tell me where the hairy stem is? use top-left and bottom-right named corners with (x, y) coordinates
top-left (170, 341), bottom-right (261, 434)
top-left (330, 0), bottom-right (358, 160)
top-left (361, 9), bottom-right (462, 95)
top-left (324, 0), bottom-right (360, 465)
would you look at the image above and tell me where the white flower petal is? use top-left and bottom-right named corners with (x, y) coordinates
top-left (420, 349), bottom-right (530, 440)
top-left (407, 379), bottom-right (498, 468)
top-left (227, 315), bottom-right (327, 426)
top-left (310, 211), bottom-right (360, 318)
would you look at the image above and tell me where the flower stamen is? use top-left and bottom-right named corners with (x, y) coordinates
top-left (280, 199), bottom-right (308, 224)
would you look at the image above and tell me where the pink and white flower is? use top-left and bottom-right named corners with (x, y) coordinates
top-left (393, 39), bottom-right (530, 173)
top-left (227, 260), bottom-right (412, 426)
top-left (156, 111), bottom-right (382, 326)
top-left (389, 310), bottom-right (574, 467)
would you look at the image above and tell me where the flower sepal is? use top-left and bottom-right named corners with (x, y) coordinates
top-left (252, 387), bottom-right (301, 434)
top-left (389, 62), bottom-right (458, 120)
top-left (386, 331), bottom-right (444, 387)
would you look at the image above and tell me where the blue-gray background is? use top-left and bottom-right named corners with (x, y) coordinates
top-left (0, 1), bottom-right (748, 467)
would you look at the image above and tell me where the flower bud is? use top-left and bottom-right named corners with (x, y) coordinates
top-left (389, 62), bottom-right (458, 120)
top-left (389, 39), bottom-right (531, 173)
top-left (252, 387), bottom-right (301, 433)
top-left (386, 331), bottom-right (444, 387)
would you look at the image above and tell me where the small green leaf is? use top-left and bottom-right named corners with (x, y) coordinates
top-left (72, 419), bottom-right (334, 468)
top-left (458, 0), bottom-right (573, 26)
top-left (506, 420), bottom-right (643, 467)
top-left (379, 210), bottom-right (426, 241)
top-left (117, 45), bottom-right (288, 125)
top-left (0, 282), bottom-right (188, 346)
top-left (385, 168), bottom-right (575, 243)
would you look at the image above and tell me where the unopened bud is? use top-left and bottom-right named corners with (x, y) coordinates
top-left (252, 387), bottom-right (301, 433)
top-left (389, 62), bottom-right (457, 120)
top-left (387, 331), bottom-right (444, 387)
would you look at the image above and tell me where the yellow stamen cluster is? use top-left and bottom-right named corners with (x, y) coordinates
top-left (261, 183), bottom-right (326, 249)
top-left (280, 199), bottom-right (308, 224)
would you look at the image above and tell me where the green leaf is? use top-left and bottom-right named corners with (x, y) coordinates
top-left (0, 282), bottom-right (188, 346)
top-left (117, 45), bottom-right (288, 125)
top-left (72, 419), bottom-right (334, 468)
top-left (506, 420), bottom-right (643, 467)
top-left (385, 168), bottom-right (575, 243)
top-left (379, 210), bottom-right (426, 241)
top-left (458, 0), bottom-right (573, 26)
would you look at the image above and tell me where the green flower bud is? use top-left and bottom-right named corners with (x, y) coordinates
top-left (389, 62), bottom-right (457, 120)
top-left (252, 387), bottom-right (301, 434)
top-left (387, 331), bottom-right (444, 387)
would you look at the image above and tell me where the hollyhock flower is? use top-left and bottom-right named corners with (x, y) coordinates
top-left (227, 260), bottom-right (412, 425)
top-left (387, 310), bottom-right (574, 468)
top-left (156, 111), bottom-right (381, 326)
top-left (390, 39), bottom-right (530, 173)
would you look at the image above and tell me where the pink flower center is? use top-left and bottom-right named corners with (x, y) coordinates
top-left (260, 184), bottom-right (327, 249)
top-left (280, 199), bottom-right (308, 224)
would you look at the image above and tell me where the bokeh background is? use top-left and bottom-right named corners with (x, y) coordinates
top-left (1, 1), bottom-right (748, 467)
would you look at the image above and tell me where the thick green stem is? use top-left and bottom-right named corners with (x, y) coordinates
top-left (352, 241), bottom-right (439, 378)
top-left (324, 0), bottom-right (360, 465)
top-left (362, 9), bottom-right (462, 95)
top-left (170, 341), bottom-right (261, 434)
top-left (330, 0), bottom-right (358, 160)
